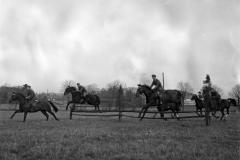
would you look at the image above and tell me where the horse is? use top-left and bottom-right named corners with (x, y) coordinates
top-left (227, 98), bottom-right (237, 106)
top-left (136, 84), bottom-right (183, 121)
top-left (9, 92), bottom-right (59, 122)
top-left (64, 86), bottom-right (101, 111)
top-left (204, 97), bottom-right (234, 120)
top-left (219, 98), bottom-right (236, 116)
top-left (191, 94), bottom-right (204, 116)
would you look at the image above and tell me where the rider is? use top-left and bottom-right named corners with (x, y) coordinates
top-left (22, 84), bottom-right (37, 108)
top-left (77, 83), bottom-right (87, 103)
top-left (150, 74), bottom-right (163, 105)
top-left (197, 91), bottom-right (203, 100)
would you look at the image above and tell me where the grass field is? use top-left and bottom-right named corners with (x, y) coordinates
top-left (0, 108), bottom-right (239, 160)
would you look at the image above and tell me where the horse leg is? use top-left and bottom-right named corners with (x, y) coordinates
top-left (200, 108), bottom-right (203, 116)
top-left (138, 106), bottom-right (145, 118)
top-left (226, 107), bottom-right (230, 116)
top-left (212, 111), bottom-right (219, 119)
top-left (97, 105), bottom-right (101, 112)
top-left (157, 106), bottom-right (165, 120)
top-left (66, 101), bottom-right (72, 110)
top-left (10, 110), bottom-right (21, 119)
top-left (196, 107), bottom-right (201, 116)
top-left (47, 110), bottom-right (59, 121)
top-left (159, 104), bottom-right (166, 118)
top-left (220, 110), bottom-right (225, 120)
top-left (23, 112), bottom-right (28, 122)
top-left (41, 111), bottom-right (49, 121)
top-left (140, 105), bottom-right (149, 121)
top-left (175, 104), bottom-right (180, 120)
top-left (171, 107), bottom-right (177, 119)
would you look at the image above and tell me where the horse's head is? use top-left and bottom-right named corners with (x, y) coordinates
top-left (228, 98), bottom-right (237, 106)
top-left (64, 86), bottom-right (77, 95)
top-left (9, 92), bottom-right (26, 103)
top-left (136, 84), bottom-right (153, 97)
top-left (191, 94), bottom-right (198, 101)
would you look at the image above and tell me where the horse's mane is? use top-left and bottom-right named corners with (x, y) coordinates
top-left (141, 84), bottom-right (152, 90)
top-left (66, 86), bottom-right (77, 90)
top-left (14, 92), bottom-right (26, 98)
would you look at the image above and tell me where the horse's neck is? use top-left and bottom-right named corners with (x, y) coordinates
top-left (143, 92), bottom-right (149, 103)
top-left (195, 98), bottom-right (201, 104)
top-left (143, 89), bottom-right (154, 103)
top-left (16, 94), bottom-right (26, 105)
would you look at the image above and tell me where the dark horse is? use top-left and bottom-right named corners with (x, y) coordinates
top-left (191, 94), bottom-right (204, 116)
top-left (9, 92), bottom-right (59, 122)
top-left (220, 98), bottom-right (236, 116)
top-left (227, 98), bottom-right (237, 107)
top-left (64, 86), bottom-right (101, 111)
top-left (205, 97), bottom-right (236, 120)
top-left (136, 84), bottom-right (183, 120)
top-left (192, 94), bottom-right (236, 119)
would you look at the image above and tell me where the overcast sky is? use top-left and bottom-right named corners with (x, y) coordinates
top-left (0, 0), bottom-right (239, 95)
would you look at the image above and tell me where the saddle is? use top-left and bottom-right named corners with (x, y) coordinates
top-left (27, 99), bottom-right (38, 108)
top-left (154, 90), bottom-right (165, 105)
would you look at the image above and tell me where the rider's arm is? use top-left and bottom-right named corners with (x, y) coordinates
top-left (150, 81), bottom-right (154, 88)
top-left (156, 80), bottom-right (162, 88)
top-left (26, 90), bottom-right (35, 99)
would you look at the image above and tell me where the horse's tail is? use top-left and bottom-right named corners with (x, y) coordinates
top-left (48, 101), bottom-right (58, 112)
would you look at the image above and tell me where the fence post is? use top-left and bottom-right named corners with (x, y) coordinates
top-left (118, 85), bottom-right (123, 121)
top-left (70, 108), bottom-right (73, 120)
top-left (70, 104), bottom-right (75, 120)
top-left (204, 101), bottom-right (210, 126)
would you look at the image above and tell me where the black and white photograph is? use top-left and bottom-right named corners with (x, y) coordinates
top-left (0, 0), bottom-right (239, 159)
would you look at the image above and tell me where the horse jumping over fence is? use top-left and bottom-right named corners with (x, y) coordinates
top-left (136, 84), bottom-right (183, 121)
top-left (64, 86), bottom-right (101, 111)
top-left (9, 92), bottom-right (59, 122)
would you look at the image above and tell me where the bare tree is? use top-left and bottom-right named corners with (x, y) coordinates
top-left (61, 80), bottom-right (76, 92)
top-left (107, 80), bottom-right (126, 93)
top-left (86, 84), bottom-right (100, 94)
top-left (177, 82), bottom-right (194, 99)
top-left (139, 73), bottom-right (151, 85)
top-left (229, 84), bottom-right (240, 105)
top-left (106, 80), bottom-right (126, 108)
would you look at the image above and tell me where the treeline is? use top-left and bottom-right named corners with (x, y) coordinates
top-left (0, 85), bottom-right (22, 103)
top-left (1, 81), bottom-right (239, 106)
top-left (0, 81), bottom-right (142, 110)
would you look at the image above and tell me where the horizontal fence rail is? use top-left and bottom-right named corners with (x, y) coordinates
top-left (69, 104), bottom-right (208, 121)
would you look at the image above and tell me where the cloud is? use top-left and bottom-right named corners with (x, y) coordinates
top-left (0, 0), bottom-right (239, 96)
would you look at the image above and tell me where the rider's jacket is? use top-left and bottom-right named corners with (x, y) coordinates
top-left (198, 93), bottom-right (203, 100)
top-left (23, 88), bottom-right (36, 101)
top-left (77, 85), bottom-right (87, 96)
top-left (150, 79), bottom-right (163, 91)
